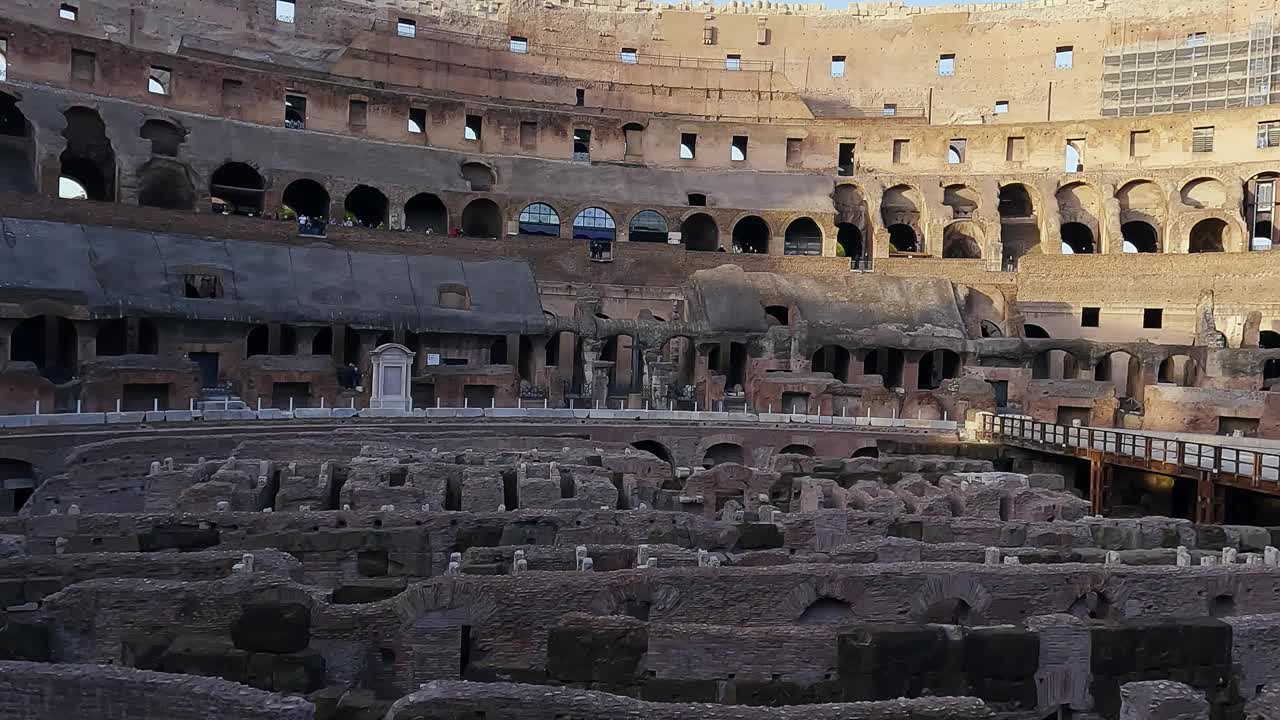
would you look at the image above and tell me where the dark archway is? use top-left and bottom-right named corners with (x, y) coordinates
top-left (863, 347), bottom-right (904, 388)
top-left (461, 198), bottom-right (503, 238)
top-left (999, 184), bottom-right (1040, 269)
top-left (1121, 221), bottom-right (1159, 253)
top-left (1061, 222), bottom-right (1095, 254)
top-left (1189, 218), bottom-right (1226, 253)
top-left (282, 179), bottom-right (329, 219)
top-left (836, 223), bottom-right (862, 258)
top-left (851, 446), bottom-right (879, 458)
top-left (1024, 324), bottom-right (1050, 338)
top-left (209, 162), bottom-right (265, 216)
top-left (702, 442), bottom-right (745, 468)
top-left (631, 440), bottom-right (672, 465)
top-left (11, 315), bottom-right (77, 381)
top-left (344, 185), bottom-right (388, 228)
top-left (312, 327), bottom-right (333, 356)
top-left (489, 337), bottom-right (508, 365)
top-left (765, 305), bottom-right (789, 326)
top-left (139, 119), bottom-right (185, 157)
top-left (628, 210), bottom-right (667, 242)
top-left (0, 458), bottom-right (35, 515)
top-left (404, 193), bottom-right (447, 233)
top-left (0, 92), bottom-right (35, 194)
top-left (732, 216), bottom-right (770, 254)
top-left (784, 217), bottom-right (822, 256)
top-left (1158, 355), bottom-right (1199, 386)
top-left (96, 318), bottom-right (159, 356)
top-left (1262, 330), bottom-right (1280, 389)
top-left (681, 213), bottom-right (719, 251)
top-left (60, 107), bottom-right (115, 201)
top-left (918, 349), bottom-right (961, 390)
top-left (811, 345), bottom-right (850, 382)
top-left (137, 160), bottom-right (195, 210)
top-left (887, 224), bottom-right (918, 252)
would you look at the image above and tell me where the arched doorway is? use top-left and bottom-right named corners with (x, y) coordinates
top-left (404, 193), bottom-right (447, 233)
top-left (209, 162), bottom-right (265, 216)
top-left (1061, 222), bottom-right (1095, 254)
top-left (0, 459), bottom-right (35, 514)
top-left (998, 183), bottom-right (1039, 269)
top-left (918, 349), bottom-right (961, 390)
top-left (282, 179), bottom-right (329, 220)
top-left (784, 217), bottom-right (822, 256)
top-left (682, 213), bottom-right (719, 251)
top-left (1094, 350), bottom-right (1142, 399)
top-left (1121, 221), bottom-right (1159, 253)
top-left (1158, 355), bottom-right (1199, 386)
top-left (863, 348), bottom-right (904, 388)
top-left (1189, 218), bottom-right (1226, 253)
top-left (344, 185), bottom-right (388, 228)
top-left (732, 216), bottom-right (769, 254)
top-left (96, 318), bottom-right (159, 356)
top-left (811, 345), bottom-right (850, 382)
top-left (10, 315), bottom-right (77, 382)
top-left (888, 224), bottom-right (918, 252)
top-left (1262, 330), bottom-right (1280, 390)
top-left (60, 107), bottom-right (115, 201)
top-left (518, 202), bottom-right (561, 237)
top-left (461, 198), bottom-right (503, 238)
top-left (836, 223), bottom-right (862, 258)
top-left (0, 92), bottom-right (35, 193)
top-left (702, 442), bottom-right (745, 468)
top-left (139, 119), bottom-right (185, 157)
top-left (628, 210), bottom-right (668, 242)
top-left (1024, 324), bottom-right (1050, 338)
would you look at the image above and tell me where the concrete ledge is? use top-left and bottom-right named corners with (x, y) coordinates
top-left (106, 411), bottom-right (147, 424)
top-left (484, 408), bottom-right (531, 418)
top-left (728, 412), bottom-right (758, 422)
top-left (163, 410), bottom-right (195, 422)
top-left (757, 412), bottom-right (789, 423)
top-left (359, 408), bottom-right (413, 418)
top-left (521, 408), bottom-right (576, 419)
top-left (257, 409), bottom-right (293, 420)
top-left (292, 408), bottom-right (335, 419)
top-left (202, 409), bottom-right (258, 421)
top-left (30, 413), bottom-right (106, 426)
top-left (332, 408), bottom-right (360, 419)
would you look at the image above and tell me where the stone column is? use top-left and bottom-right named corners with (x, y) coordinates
top-left (267, 323), bottom-right (282, 355)
top-left (591, 360), bottom-right (613, 407)
top-left (73, 320), bottom-right (96, 367)
top-left (295, 327), bottom-right (317, 356)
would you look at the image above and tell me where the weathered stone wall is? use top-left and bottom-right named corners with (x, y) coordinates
top-left (0, 660), bottom-right (315, 720)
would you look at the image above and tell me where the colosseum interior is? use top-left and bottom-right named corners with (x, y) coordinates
top-left (4, 0), bottom-right (1280, 717)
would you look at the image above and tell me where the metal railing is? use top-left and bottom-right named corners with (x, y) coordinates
top-left (980, 413), bottom-right (1280, 487)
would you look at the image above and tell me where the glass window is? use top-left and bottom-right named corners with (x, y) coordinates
top-left (725, 54), bottom-right (741, 71)
top-left (397, 19), bottom-right (416, 37)
top-left (938, 54), bottom-right (955, 76)
top-left (275, 0), bottom-right (295, 23)
top-left (1055, 46), bottom-right (1073, 69)
top-left (510, 36), bottom-right (528, 53)
top-left (518, 203), bottom-right (560, 236)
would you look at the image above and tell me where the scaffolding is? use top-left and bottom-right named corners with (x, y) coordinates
top-left (1101, 17), bottom-right (1279, 117)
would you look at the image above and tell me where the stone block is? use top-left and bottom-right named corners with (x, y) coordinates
top-left (245, 647), bottom-right (326, 693)
top-left (546, 614), bottom-right (647, 685)
top-left (1120, 680), bottom-right (1209, 720)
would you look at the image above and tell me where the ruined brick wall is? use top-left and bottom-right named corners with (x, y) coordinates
top-left (0, 661), bottom-right (315, 720)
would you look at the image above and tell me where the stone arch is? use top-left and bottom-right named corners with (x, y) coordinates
top-left (1033, 349), bottom-right (1079, 380)
top-left (784, 217), bottom-right (823, 256)
top-left (138, 118), bottom-right (185, 158)
top-left (1121, 221), bottom-right (1159, 253)
top-left (1060, 222), bottom-right (1096, 254)
top-left (862, 347), bottom-right (904, 388)
top-left (282, 178), bottom-right (329, 219)
top-left (1189, 218), bottom-right (1227, 253)
top-left (136, 159), bottom-right (195, 210)
top-left (630, 439), bottom-right (673, 466)
top-left (343, 185), bottom-right (388, 228)
top-left (836, 223), bottom-right (863, 258)
top-left (881, 184), bottom-right (923, 251)
top-left (1116, 179), bottom-right (1165, 217)
top-left (627, 209), bottom-right (668, 242)
top-left (1056, 181), bottom-right (1102, 248)
top-left (1158, 354), bottom-right (1200, 387)
top-left (910, 575), bottom-right (991, 625)
top-left (0, 92), bottom-right (35, 194)
top-left (10, 315), bottom-right (77, 379)
top-left (681, 212), bottom-right (719, 252)
top-left (1023, 324), bottom-right (1050, 338)
top-left (731, 215), bottom-right (770, 254)
top-left (779, 443), bottom-right (815, 457)
top-left (1094, 350), bottom-right (1142, 399)
top-left (404, 193), bottom-right (448, 233)
top-left (942, 220), bottom-right (983, 259)
top-left (998, 183), bottom-right (1040, 268)
top-left (95, 318), bottom-right (159, 356)
top-left (209, 162), bottom-right (265, 216)
top-left (460, 161), bottom-right (496, 191)
top-left (918, 349), bottom-right (961, 390)
top-left (811, 345), bottom-right (850, 382)
top-left (942, 183), bottom-right (980, 219)
top-left (702, 442), bottom-right (745, 468)
top-left (461, 198), bottom-right (503, 238)
top-left (1181, 177), bottom-right (1227, 209)
top-left (572, 207), bottom-right (616, 241)
top-left (60, 106), bottom-right (116, 201)
top-left (517, 202), bottom-right (561, 237)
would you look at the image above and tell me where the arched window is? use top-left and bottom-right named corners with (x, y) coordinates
top-left (404, 193), bottom-right (447, 233)
top-left (732, 216), bottom-right (769, 254)
top-left (572, 207), bottom-right (616, 241)
top-left (627, 210), bottom-right (667, 242)
top-left (518, 202), bottom-right (560, 237)
top-left (281, 179), bottom-right (329, 220)
top-left (344, 185), bottom-right (388, 228)
top-left (784, 218), bottom-right (822, 256)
